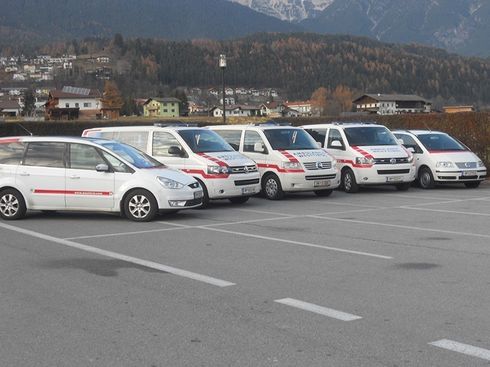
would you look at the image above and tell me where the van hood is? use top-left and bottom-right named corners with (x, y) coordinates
top-left (282, 149), bottom-right (332, 162)
top-left (197, 151), bottom-right (255, 166)
top-left (353, 145), bottom-right (408, 158)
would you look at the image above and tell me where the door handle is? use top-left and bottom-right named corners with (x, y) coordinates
top-left (69, 175), bottom-right (80, 179)
top-left (19, 172), bottom-right (30, 176)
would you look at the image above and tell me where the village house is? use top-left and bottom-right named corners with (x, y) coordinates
top-left (353, 94), bottom-right (432, 115)
top-left (45, 86), bottom-right (102, 120)
top-left (210, 104), bottom-right (262, 117)
top-left (0, 100), bottom-right (22, 118)
top-left (284, 101), bottom-right (312, 116)
top-left (260, 101), bottom-right (285, 117)
top-left (143, 97), bottom-right (181, 118)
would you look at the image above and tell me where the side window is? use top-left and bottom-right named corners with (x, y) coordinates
top-left (395, 134), bottom-right (423, 154)
top-left (69, 144), bottom-right (106, 170)
top-left (327, 129), bottom-right (345, 150)
top-left (243, 131), bottom-right (265, 153)
top-left (214, 130), bottom-right (241, 151)
top-left (152, 132), bottom-right (183, 157)
top-left (0, 141), bottom-right (25, 165)
top-left (100, 150), bottom-right (133, 173)
top-left (23, 142), bottom-right (65, 168)
top-left (111, 131), bottom-right (148, 152)
top-left (305, 128), bottom-right (326, 147)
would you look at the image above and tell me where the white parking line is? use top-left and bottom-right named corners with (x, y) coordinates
top-left (430, 339), bottom-right (490, 361)
top-left (235, 208), bottom-right (295, 217)
top-left (199, 226), bottom-right (393, 259)
top-left (65, 226), bottom-right (189, 240)
top-left (402, 206), bottom-right (490, 217)
top-left (275, 298), bottom-right (362, 321)
top-left (0, 222), bottom-right (235, 288)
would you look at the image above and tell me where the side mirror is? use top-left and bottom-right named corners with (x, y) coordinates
top-left (397, 138), bottom-right (405, 145)
top-left (96, 163), bottom-right (110, 172)
top-left (254, 142), bottom-right (266, 153)
top-left (168, 146), bottom-right (183, 156)
top-left (330, 140), bottom-right (342, 148)
top-left (407, 147), bottom-right (415, 153)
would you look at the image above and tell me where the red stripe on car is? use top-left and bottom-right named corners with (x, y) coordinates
top-left (181, 169), bottom-right (229, 179)
top-left (257, 163), bottom-right (304, 173)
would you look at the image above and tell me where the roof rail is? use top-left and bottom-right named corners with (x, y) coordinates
top-left (332, 121), bottom-right (377, 125)
top-left (250, 120), bottom-right (291, 126)
top-left (154, 121), bottom-right (198, 127)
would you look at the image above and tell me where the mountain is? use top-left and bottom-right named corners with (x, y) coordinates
top-left (0, 0), bottom-right (300, 42)
top-left (228, 0), bottom-right (334, 22)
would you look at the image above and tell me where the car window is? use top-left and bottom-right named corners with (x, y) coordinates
top-left (263, 129), bottom-right (318, 150)
top-left (394, 134), bottom-right (423, 153)
top-left (99, 150), bottom-right (133, 173)
top-left (305, 128), bottom-right (327, 147)
top-left (417, 133), bottom-right (466, 151)
top-left (344, 126), bottom-right (398, 146)
top-left (106, 131), bottom-right (148, 152)
top-left (152, 131), bottom-right (184, 156)
top-left (243, 131), bottom-right (265, 152)
top-left (23, 142), bottom-right (65, 168)
top-left (327, 129), bottom-right (345, 150)
top-left (213, 130), bottom-right (242, 151)
top-left (0, 140), bottom-right (25, 165)
top-left (69, 144), bottom-right (106, 170)
top-left (100, 141), bottom-right (164, 169)
top-left (177, 129), bottom-right (234, 153)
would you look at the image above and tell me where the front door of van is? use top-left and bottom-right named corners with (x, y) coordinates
top-left (65, 143), bottom-right (114, 210)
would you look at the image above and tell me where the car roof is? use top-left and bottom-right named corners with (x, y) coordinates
top-left (302, 122), bottom-right (381, 129)
top-left (84, 125), bottom-right (203, 132)
top-left (210, 125), bottom-right (301, 130)
top-left (392, 129), bottom-right (446, 135)
top-left (0, 135), bottom-right (118, 146)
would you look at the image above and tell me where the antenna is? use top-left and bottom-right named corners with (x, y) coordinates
top-left (16, 123), bottom-right (33, 136)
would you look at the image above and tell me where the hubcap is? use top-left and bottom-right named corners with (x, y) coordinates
top-left (344, 174), bottom-right (352, 191)
top-left (128, 195), bottom-right (151, 218)
top-left (265, 178), bottom-right (278, 198)
top-left (420, 172), bottom-right (431, 187)
top-left (0, 194), bottom-right (19, 217)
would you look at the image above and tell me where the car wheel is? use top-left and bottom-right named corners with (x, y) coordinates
top-left (0, 188), bottom-right (27, 220)
top-left (395, 182), bottom-right (411, 191)
top-left (123, 189), bottom-right (158, 222)
top-left (464, 181), bottom-right (480, 188)
top-left (314, 189), bottom-right (333, 197)
top-left (229, 196), bottom-right (250, 204)
top-left (195, 179), bottom-right (210, 209)
top-left (342, 169), bottom-right (359, 193)
top-left (418, 167), bottom-right (435, 189)
top-left (262, 173), bottom-right (284, 200)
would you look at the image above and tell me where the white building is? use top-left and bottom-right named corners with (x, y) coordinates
top-left (353, 94), bottom-right (432, 115)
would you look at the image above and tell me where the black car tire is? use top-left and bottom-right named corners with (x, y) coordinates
top-left (123, 189), bottom-right (158, 222)
top-left (342, 169), bottom-right (359, 193)
top-left (262, 173), bottom-right (284, 200)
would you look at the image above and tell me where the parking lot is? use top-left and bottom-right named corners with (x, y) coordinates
top-left (1, 183), bottom-right (490, 366)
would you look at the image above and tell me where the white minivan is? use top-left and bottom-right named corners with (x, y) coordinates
top-left (393, 130), bottom-right (487, 188)
top-left (82, 125), bottom-right (261, 206)
top-left (209, 124), bottom-right (340, 199)
top-left (303, 123), bottom-right (416, 193)
top-left (0, 136), bottom-right (203, 221)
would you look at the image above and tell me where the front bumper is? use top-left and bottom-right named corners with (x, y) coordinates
top-left (158, 188), bottom-right (203, 209)
top-left (434, 169), bottom-right (487, 182)
top-left (206, 173), bottom-right (261, 199)
top-left (353, 164), bottom-right (416, 185)
top-left (279, 171), bottom-right (340, 192)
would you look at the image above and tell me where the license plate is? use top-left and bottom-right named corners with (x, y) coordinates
top-left (386, 176), bottom-right (403, 182)
top-left (242, 187), bottom-right (255, 195)
top-left (194, 191), bottom-right (203, 199)
top-left (314, 180), bottom-right (330, 187)
top-left (462, 170), bottom-right (477, 176)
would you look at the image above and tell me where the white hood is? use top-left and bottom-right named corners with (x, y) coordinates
top-left (285, 149), bottom-right (332, 162)
top-left (428, 150), bottom-right (481, 164)
top-left (198, 151), bottom-right (255, 166)
top-left (141, 167), bottom-right (197, 184)
top-left (355, 145), bottom-right (408, 158)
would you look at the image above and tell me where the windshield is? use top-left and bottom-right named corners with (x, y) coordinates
top-left (178, 129), bottom-right (234, 153)
top-left (417, 133), bottom-right (467, 151)
top-left (344, 126), bottom-right (398, 146)
top-left (264, 129), bottom-right (318, 150)
top-left (100, 141), bottom-right (165, 169)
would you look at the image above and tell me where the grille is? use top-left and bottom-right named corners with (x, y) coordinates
top-left (305, 174), bottom-right (337, 180)
top-left (374, 157), bottom-right (409, 164)
top-left (303, 161), bottom-right (332, 170)
top-left (188, 182), bottom-right (200, 189)
top-left (229, 165), bottom-right (258, 174)
top-left (455, 162), bottom-right (477, 169)
top-left (235, 178), bottom-right (260, 186)
top-left (185, 198), bottom-right (202, 206)
top-left (377, 169), bottom-right (410, 175)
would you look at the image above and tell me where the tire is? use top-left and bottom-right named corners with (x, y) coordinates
top-left (195, 178), bottom-right (210, 209)
top-left (0, 188), bottom-right (27, 220)
top-left (262, 173), bottom-right (284, 200)
top-left (229, 196), bottom-right (250, 204)
top-left (464, 181), bottom-right (480, 188)
top-left (341, 169), bottom-right (359, 193)
top-left (418, 167), bottom-right (435, 189)
top-left (314, 189), bottom-right (333, 197)
top-left (395, 182), bottom-right (411, 191)
top-left (123, 189), bottom-right (158, 222)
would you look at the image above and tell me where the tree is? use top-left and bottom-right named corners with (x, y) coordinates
top-left (310, 87), bottom-right (329, 116)
top-left (23, 89), bottom-right (36, 117)
top-left (101, 81), bottom-right (123, 118)
top-left (171, 88), bottom-right (189, 116)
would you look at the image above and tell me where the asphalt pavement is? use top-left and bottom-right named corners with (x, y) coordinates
top-left (1, 182), bottom-right (490, 366)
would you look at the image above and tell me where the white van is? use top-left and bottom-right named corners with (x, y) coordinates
top-left (0, 136), bottom-right (203, 221)
top-left (82, 125), bottom-right (261, 206)
top-left (393, 130), bottom-right (487, 188)
top-left (209, 124), bottom-right (340, 199)
top-left (302, 123), bottom-right (416, 193)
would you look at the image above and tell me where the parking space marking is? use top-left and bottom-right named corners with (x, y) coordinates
top-left (430, 339), bottom-right (490, 361)
top-left (308, 215), bottom-right (490, 240)
top-left (199, 226), bottom-right (393, 259)
top-left (65, 226), bottom-right (190, 240)
top-left (234, 208), bottom-right (295, 217)
top-left (401, 206), bottom-right (490, 217)
top-left (0, 222), bottom-right (235, 288)
top-left (275, 298), bottom-right (362, 321)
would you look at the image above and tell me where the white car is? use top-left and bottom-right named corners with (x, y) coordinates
top-left (209, 124), bottom-right (340, 200)
top-left (82, 125), bottom-right (261, 206)
top-left (393, 130), bottom-right (487, 188)
top-left (302, 123), bottom-right (416, 193)
top-left (0, 136), bottom-right (203, 221)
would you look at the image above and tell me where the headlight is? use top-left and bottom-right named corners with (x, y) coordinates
top-left (355, 156), bottom-right (374, 165)
top-left (282, 161), bottom-right (302, 169)
top-left (477, 160), bottom-right (485, 168)
top-left (157, 176), bottom-right (185, 189)
top-left (435, 161), bottom-right (454, 168)
top-left (207, 165), bottom-right (229, 174)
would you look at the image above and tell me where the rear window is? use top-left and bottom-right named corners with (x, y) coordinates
top-left (0, 140), bottom-right (25, 165)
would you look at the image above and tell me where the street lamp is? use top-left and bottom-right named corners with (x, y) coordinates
top-left (219, 54), bottom-right (226, 124)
